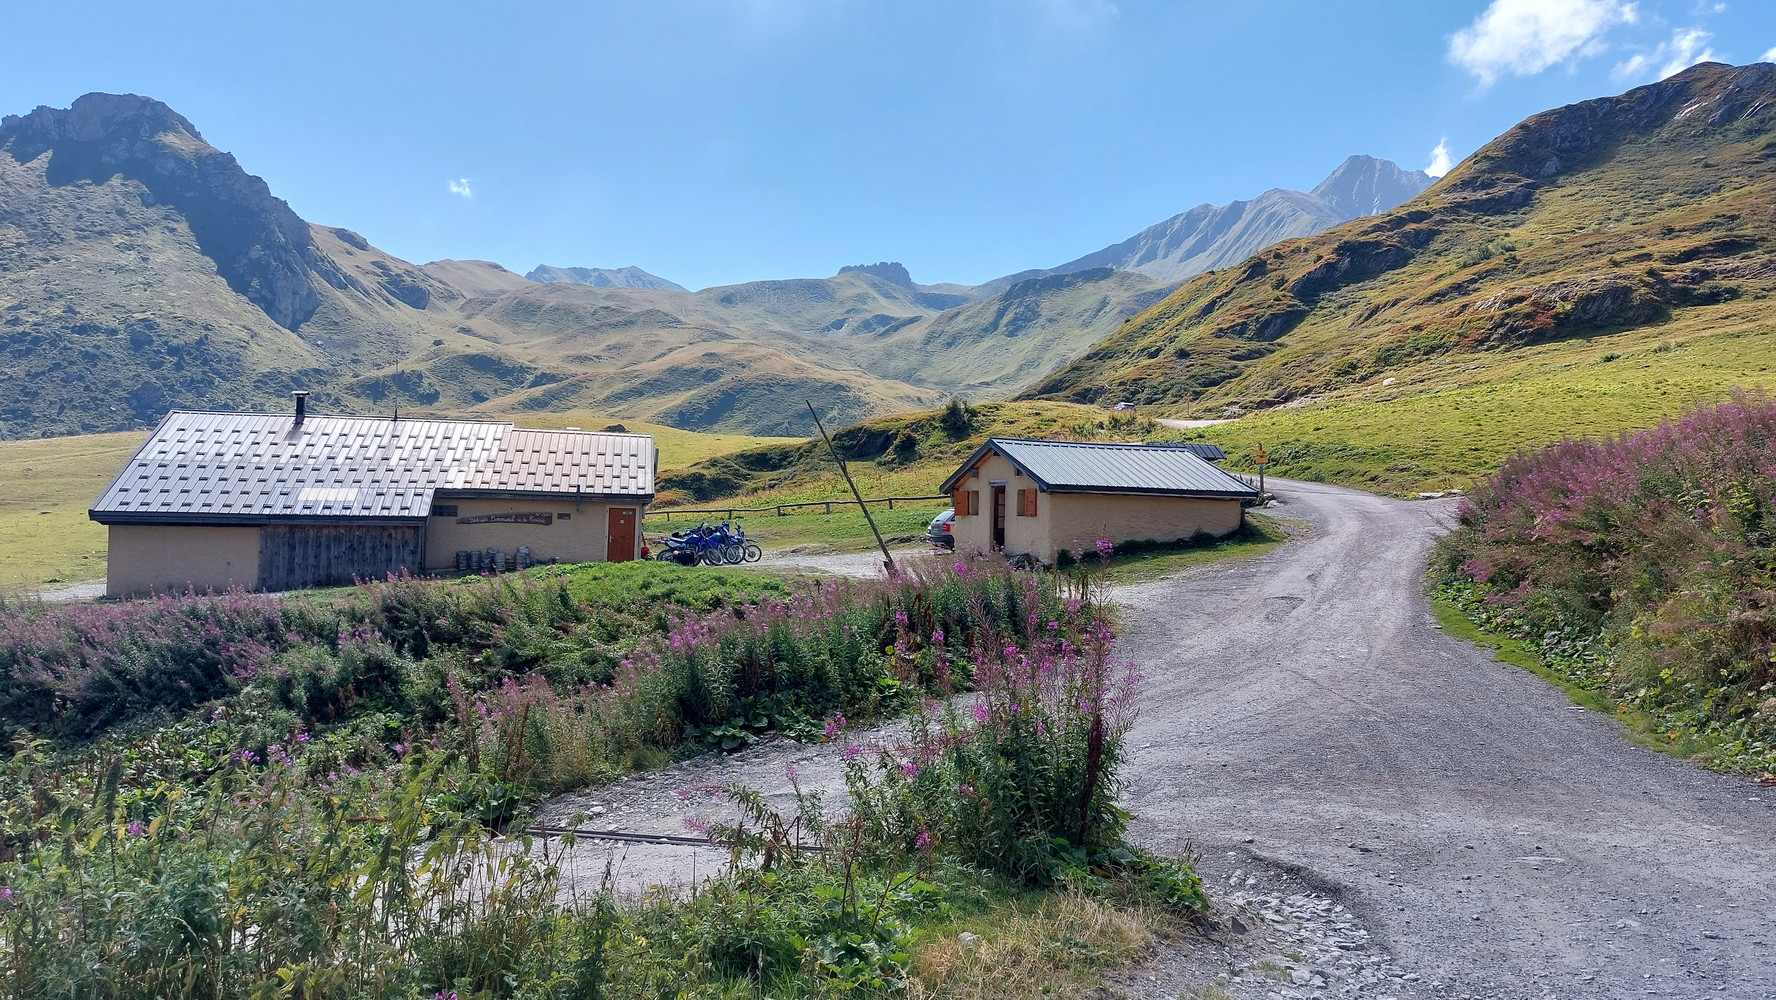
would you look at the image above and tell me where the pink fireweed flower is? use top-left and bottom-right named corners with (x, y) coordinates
top-left (954, 561), bottom-right (968, 576)
top-left (972, 703), bottom-right (989, 723)
top-left (824, 713), bottom-right (847, 739)
top-left (900, 761), bottom-right (919, 777)
top-left (126, 820), bottom-right (146, 838)
top-left (895, 610), bottom-right (909, 626)
top-left (784, 763), bottom-right (799, 781)
top-left (0, 888), bottom-right (12, 906)
top-left (843, 744), bottom-right (864, 759)
top-left (915, 830), bottom-right (933, 852)
top-left (1096, 537), bottom-right (1114, 559)
top-left (295, 731), bottom-right (310, 743)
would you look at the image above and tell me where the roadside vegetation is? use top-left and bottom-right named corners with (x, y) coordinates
top-left (1434, 395), bottom-right (1776, 775)
top-left (0, 552), bottom-right (1204, 996)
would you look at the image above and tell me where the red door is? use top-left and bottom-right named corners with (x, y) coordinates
top-left (607, 508), bottom-right (637, 562)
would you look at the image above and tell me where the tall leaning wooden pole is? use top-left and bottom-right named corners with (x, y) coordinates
top-left (807, 401), bottom-right (895, 574)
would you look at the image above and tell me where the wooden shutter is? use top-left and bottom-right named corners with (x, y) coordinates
top-left (1022, 489), bottom-right (1038, 517)
top-left (952, 489), bottom-right (966, 515)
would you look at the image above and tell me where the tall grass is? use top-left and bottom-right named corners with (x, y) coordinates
top-left (1436, 394), bottom-right (1776, 771)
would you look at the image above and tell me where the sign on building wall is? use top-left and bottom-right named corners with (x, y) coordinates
top-left (455, 512), bottom-right (554, 526)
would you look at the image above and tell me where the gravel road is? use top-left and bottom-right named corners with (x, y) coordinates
top-left (1117, 478), bottom-right (1775, 999)
top-left (540, 478), bottom-right (1775, 998)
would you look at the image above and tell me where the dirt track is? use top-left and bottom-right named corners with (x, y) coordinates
top-left (1117, 479), bottom-right (1775, 999)
top-left (543, 479), bottom-right (1775, 998)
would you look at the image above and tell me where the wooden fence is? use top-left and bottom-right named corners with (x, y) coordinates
top-left (645, 494), bottom-right (950, 522)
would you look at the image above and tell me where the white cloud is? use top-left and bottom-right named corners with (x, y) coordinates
top-left (448, 178), bottom-right (473, 198)
top-left (1448, 0), bottom-right (1638, 88)
top-left (1426, 137), bottom-right (1455, 178)
top-left (1762, 44), bottom-right (1776, 63)
top-left (1612, 27), bottom-right (1717, 82)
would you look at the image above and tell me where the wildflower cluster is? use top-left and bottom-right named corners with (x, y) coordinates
top-left (1439, 394), bottom-right (1776, 771)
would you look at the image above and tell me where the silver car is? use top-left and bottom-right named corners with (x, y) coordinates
top-left (927, 509), bottom-right (955, 549)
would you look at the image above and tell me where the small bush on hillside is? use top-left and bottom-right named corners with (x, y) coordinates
top-left (940, 396), bottom-right (976, 437)
top-left (1436, 394), bottom-right (1776, 772)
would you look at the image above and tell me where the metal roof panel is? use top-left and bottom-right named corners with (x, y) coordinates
top-left (91, 410), bottom-right (656, 522)
top-left (944, 438), bottom-right (1256, 498)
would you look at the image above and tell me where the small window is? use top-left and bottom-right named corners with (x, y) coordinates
top-left (432, 504), bottom-right (459, 518)
top-left (557, 512), bottom-right (571, 520)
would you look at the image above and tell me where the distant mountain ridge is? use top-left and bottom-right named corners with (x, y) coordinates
top-left (526, 264), bottom-right (686, 292)
top-left (1033, 155), bottom-right (1432, 286)
top-left (0, 92), bottom-right (1439, 440)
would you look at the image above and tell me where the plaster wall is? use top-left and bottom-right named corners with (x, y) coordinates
top-left (423, 497), bottom-right (644, 569)
top-left (106, 524), bottom-right (260, 598)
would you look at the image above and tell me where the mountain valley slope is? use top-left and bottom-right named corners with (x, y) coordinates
top-left (0, 91), bottom-right (1450, 440)
top-left (1030, 62), bottom-right (1776, 491)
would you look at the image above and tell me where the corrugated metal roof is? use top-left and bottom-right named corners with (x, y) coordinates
top-left (1154, 441), bottom-right (1226, 461)
top-left (91, 411), bottom-right (655, 523)
top-left (943, 438), bottom-right (1256, 498)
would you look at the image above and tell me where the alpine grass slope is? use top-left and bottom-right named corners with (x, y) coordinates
top-left (1030, 63), bottom-right (1776, 492)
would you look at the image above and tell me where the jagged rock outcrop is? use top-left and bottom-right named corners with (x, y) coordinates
top-left (0, 93), bottom-right (339, 330)
top-left (837, 261), bottom-right (915, 287)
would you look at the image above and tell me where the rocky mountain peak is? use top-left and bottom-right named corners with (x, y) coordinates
top-left (0, 92), bottom-right (327, 331)
top-left (837, 261), bottom-right (915, 288)
top-left (1310, 155), bottom-right (1434, 219)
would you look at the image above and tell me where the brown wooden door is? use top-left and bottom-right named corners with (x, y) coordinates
top-left (607, 507), bottom-right (637, 562)
top-left (991, 485), bottom-right (1006, 549)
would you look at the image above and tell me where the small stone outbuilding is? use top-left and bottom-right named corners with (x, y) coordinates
top-left (939, 438), bottom-right (1256, 564)
top-left (90, 395), bottom-right (654, 597)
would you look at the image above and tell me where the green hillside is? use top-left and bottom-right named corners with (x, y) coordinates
top-left (0, 93), bottom-right (1172, 440)
top-left (1029, 63), bottom-right (1776, 492)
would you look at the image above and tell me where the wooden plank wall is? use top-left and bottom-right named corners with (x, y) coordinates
top-left (257, 525), bottom-right (425, 591)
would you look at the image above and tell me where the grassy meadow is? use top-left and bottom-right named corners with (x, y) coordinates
top-left (1156, 300), bottom-right (1776, 494)
top-left (0, 431), bottom-right (145, 591)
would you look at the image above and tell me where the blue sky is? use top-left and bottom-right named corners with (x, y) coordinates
top-left (4, 1), bottom-right (1773, 290)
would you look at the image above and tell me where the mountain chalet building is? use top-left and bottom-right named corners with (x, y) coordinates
top-left (941, 438), bottom-right (1256, 563)
top-left (89, 394), bottom-right (655, 597)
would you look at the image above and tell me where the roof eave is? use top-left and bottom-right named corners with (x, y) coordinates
top-left (90, 511), bottom-right (429, 527)
top-left (939, 438), bottom-right (1053, 494)
top-left (1044, 486), bottom-right (1258, 500)
top-left (433, 488), bottom-right (656, 503)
